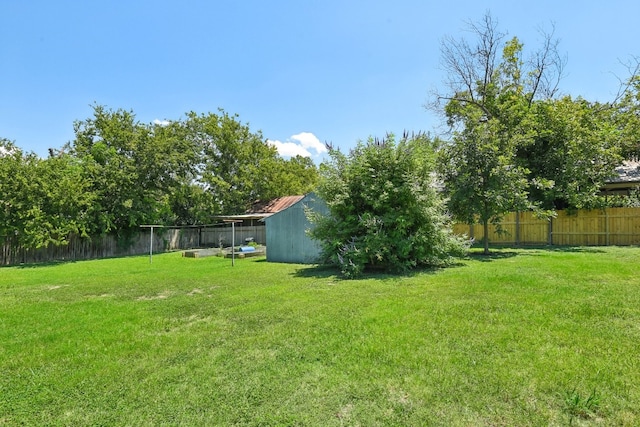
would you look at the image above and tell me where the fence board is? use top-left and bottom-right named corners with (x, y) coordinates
top-left (519, 211), bottom-right (549, 245)
top-left (453, 207), bottom-right (640, 247)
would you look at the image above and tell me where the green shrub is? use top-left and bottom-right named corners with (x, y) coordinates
top-left (309, 133), bottom-right (470, 277)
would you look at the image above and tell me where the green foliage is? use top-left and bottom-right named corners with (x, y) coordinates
top-left (181, 111), bottom-right (318, 216)
top-left (622, 186), bottom-right (640, 207)
top-left (67, 105), bottom-right (186, 234)
top-left (184, 110), bottom-right (277, 215)
top-left (272, 155), bottom-right (319, 197)
top-left (439, 16), bottom-right (640, 225)
top-left (434, 13), bottom-right (635, 250)
top-left (310, 133), bottom-right (469, 277)
top-left (2, 105), bottom-right (319, 249)
top-left (438, 118), bottom-right (532, 227)
top-left (0, 140), bottom-right (93, 248)
top-left (436, 15), bottom-right (555, 254)
top-left (521, 97), bottom-right (623, 210)
top-left (615, 70), bottom-right (640, 160)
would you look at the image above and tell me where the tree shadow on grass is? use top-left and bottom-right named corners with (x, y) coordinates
top-left (4, 251), bottom-right (181, 269)
top-left (291, 264), bottom-right (340, 280)
top-left (466, 245), bottom-right (607, 262)
top-left (291, 262), bottom-right (459, 281)
top-left (541, 246), bottom-right (607, 254)
top-left (467, 250), bottom-right (520, 262)
top-left (2, 259), bottom-right (79, 269)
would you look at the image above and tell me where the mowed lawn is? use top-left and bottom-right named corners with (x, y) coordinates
top-left (1, 247), bottom-right (639, 426)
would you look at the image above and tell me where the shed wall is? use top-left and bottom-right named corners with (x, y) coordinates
top-left (265, 193), bottom-right (328, 264)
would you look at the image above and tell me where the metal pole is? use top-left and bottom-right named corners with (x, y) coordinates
top-left (231, 222), bottom-right (235, 267)
top-left (150, 226), bottom-right (154, 264)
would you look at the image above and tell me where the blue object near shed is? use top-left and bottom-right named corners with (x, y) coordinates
top-left (238, 246), bottom-right (256, 252)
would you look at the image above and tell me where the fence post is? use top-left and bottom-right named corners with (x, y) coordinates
top-left (515, 211), bottom-right (520, 246)
top-left (149, 226), bottom-right (154, 264)
top-left (547, 217), bottom-right (553, 246)
top-left (605, 208), bottom-right (610, 246)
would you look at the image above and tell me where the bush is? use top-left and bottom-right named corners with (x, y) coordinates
top-left (309, 133), bottom-right (469, 277)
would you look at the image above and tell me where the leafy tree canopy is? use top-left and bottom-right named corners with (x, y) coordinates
top-left (433, 12), bottom-right (638, 252)
top-left (521, 97), bottom-right (623, 210)
top-left (181, 110), bottom-right (318, 216)
top-left (2, 105), bottom-right (319, 248)
top-left (309, 133), bottom-right (469, 278)
top-left (0, 139), bottom-right (94, 247)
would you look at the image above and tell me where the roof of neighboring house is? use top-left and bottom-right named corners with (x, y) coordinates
top-left (608, 160), bottom-right (640, 184)
top-left (601, 160), bottom-right (640, 193)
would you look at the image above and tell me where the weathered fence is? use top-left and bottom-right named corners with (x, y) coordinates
top-left (453, 207), bottom-right (640, 246)
top-left (0, 224), bottom-right (266, 266)
top-left (1, 228), bottom-right (200, 266)
top-left (200, 225), bottom-right (266, 247)
top-left (3, 208), bottom-right (638, 266)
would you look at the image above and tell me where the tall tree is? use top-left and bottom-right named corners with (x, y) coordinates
top-left (67, 105), bottom-right (196, 234)
top-left (438, 119), bottom-right (531, 254)
top-left (0, 139), bottom-right (32, 244)
top-left (433, 13), bottom-right (565, 252)
top-left (0, 140), bottom-right (93, 248)
top-left (5, 105), bottom-right (319, 241)
top-left (182, 110), bottom-right (318, 215)
top-left (264, 155), bottom-right (319, 198)
top-left (436, 14), bottom-right (639, 222)
top-left (614, 60), bottom-right (640, 161)
top-left (148, 119), bottom-right (207, 225)
top-left (309, 133), bottom-right (468, 278)
top-left (434, 13), bottom-right (564, 123)
top-left (520, 97), bottom-right (623, 210)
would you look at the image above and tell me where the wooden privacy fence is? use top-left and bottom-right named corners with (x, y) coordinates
top-left (1, 228), bottom-right (200, 266)
top-left (453, 207), bottom-right (640, 246)
top-left (0, 225), bottom-right (266, 266)
top-left (3, 209), bottom-right (638, 266)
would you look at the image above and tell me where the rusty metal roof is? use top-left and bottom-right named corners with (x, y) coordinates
top-left (247, 195), bottom-right (306, 214)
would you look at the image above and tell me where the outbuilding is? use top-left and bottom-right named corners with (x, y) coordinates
top-left (264, 192), bottom-right (328, 264)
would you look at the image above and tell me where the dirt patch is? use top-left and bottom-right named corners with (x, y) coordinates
top-left (137, 290), bottom-right (173, 301)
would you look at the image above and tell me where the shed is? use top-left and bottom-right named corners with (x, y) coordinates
top-left (264, 192), bottom-right (328, 264)
top-left (208, 195), bottom-right (305, 246)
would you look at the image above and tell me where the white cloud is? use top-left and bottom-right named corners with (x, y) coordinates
top-left (268, 132), bottom-right (326, 158)
top-left (290, 132), bottom-right (327, 154)
top-left (153, 119), bottom-right (170, 126)
top-left (268, 139), bottom-right (313, 157)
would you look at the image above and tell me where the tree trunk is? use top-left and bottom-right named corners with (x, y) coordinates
top-left (483, 219), bottom-right (490, 255)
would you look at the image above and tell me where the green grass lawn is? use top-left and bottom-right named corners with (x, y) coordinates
top-left (1, 247), bottom-right (639, 426)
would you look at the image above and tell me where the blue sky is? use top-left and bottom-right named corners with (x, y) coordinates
top-left (1, 1), bottom-right (639, 161)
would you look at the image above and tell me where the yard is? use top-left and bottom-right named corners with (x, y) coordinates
top-left (1, 247), bottom-right (639, 425)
